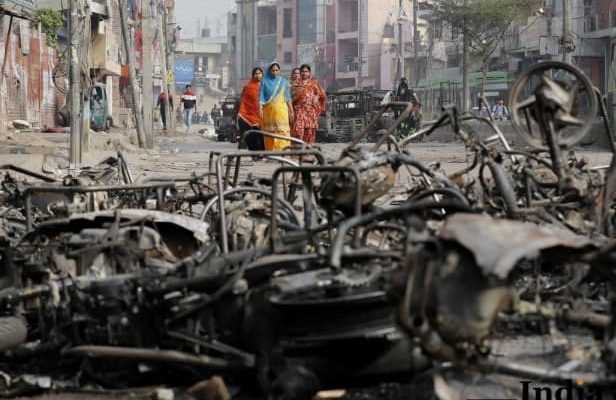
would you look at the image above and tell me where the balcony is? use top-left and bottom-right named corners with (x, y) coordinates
top-left (337, 0), bottom-right (358, 34)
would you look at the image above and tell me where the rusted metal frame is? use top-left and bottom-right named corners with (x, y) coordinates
top-left (23, 183), bottom-right (175, 231)
top-left (200, 186), bottom-right (299, 229)
top-left (0, 165), bottom-right (57, 183)
top-left (214, 150), bottom-right (324, 254)
top-left (371, 102), bottom-right (415, 151)
top-left (398, 242), bottom-right (457, 361)
top-left (116, 152), bottom-right (134, 184)
top-left (330, 199), bottom-right (473, 268)
top-left (208, 151), bottom-right (222, 187)
top-left (245, 129), bottom-right (308, 149)
top-left (408, 188), bottom-right (470, 207)
top-left (360, 222), bottom-right (407, 248)
top-left (595, 87), bottom-right (616, 155)
top-left (344, 101), bottom-right (412, 149)
top-left (65, 345), bottom-right (235, 369)
top-left (217, 150), bottom-right (325, 190)
top-left (474, 358), bottom-right (616, 386)
top-left (270, 166), bottom-right (362, 254)
top-left (166, 330), bottom-right (255, 368)
top-left (397, 112), bottom-right (451, 148)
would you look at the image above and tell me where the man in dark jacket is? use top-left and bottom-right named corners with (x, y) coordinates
top-left (157, 91), bottom-right (173, 130)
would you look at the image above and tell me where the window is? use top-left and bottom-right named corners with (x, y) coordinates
top-left (450, 25), bottom-right (461, 41)
top-left (584, 16), bottom-right (597, 32)
top-left (611, 10), bottom-right (616, 28)
top-left (283, 8), bottom-right (293, 38)
top-left (447, 53), bottom-right (460, 68)
top-left (284, 51), bottom-right (293, 64)
top-left (433, 20), bottom-right (443, 40)
top-left (257, 6), bottom-right (277, 35)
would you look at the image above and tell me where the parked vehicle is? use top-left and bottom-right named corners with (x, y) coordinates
top-left (90, 83), bottom-right (113, 131)
top-left (215, 97), bottom-right (240, 142)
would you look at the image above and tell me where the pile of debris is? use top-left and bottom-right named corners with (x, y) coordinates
top-left (1, 62), bottom-right (616, 399)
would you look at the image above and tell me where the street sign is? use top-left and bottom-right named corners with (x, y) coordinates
top-left (175, 58), bottom-right (194, 86)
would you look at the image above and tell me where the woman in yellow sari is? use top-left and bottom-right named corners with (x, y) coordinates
top-left (259, 62), bottom-right (294, 151)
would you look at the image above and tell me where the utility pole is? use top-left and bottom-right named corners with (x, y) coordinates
top-left (119, 0), bottom-right (146, 148)
top-left (159, 5), bottom-right (170, 132)
top-left (412, 0), bottom-right (419, 87)
top-left (163, 1), bottom-right (176, 130)
top-left (69, 0), bottom-right (82, 168)
top-left (80, 2), bottom-right (91, 152)
top-left (461, 0), bottom-right (470, 112)
top-left (561, 0), bottom-right (572, 63)
top-left (396, 0), bottom-right (404, 85)
top-left (358, 0), bottom-right (363, 88)
top-left (142, 0), bottom-right (154, 147)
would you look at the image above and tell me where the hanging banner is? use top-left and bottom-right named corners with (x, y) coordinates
top-left (175, 58), bottom-right (194, 86)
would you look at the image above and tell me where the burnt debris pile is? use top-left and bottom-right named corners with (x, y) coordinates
top-left (1, 62), bottom-right (616, 399)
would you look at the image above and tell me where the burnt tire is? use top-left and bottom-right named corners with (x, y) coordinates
top-left (0, 317), bottom-right (27, 352)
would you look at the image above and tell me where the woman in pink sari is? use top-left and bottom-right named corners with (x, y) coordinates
top-left (292, 64), bottom-right (326, 144)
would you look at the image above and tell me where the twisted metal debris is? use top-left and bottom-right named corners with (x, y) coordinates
top-left (1, 62), bottom-right (616, 399)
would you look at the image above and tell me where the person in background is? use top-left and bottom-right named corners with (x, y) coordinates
top-left (238, 67), bottom-right (264, 150)
top-left (210, 104), bottom-right (219, 126)
top-left (492, 99), bottom-right (510, 121)
top-left (180, 85), bottom-right (197, 133)
top-left (290, 67), bottom-right (301, 99)
top-left (259, 61), bottom-right (294, 151)
top-left (396, 77), bottom-right (411, 102)
top-left (156, 91), bottom-right (173, 130)
top-left (292, 64), bottom-right (326, 144)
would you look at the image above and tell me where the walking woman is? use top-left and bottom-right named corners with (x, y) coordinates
top-left (259, 62), bottom-right (294, 151)
top-left (292, 64), bottom-right (326, 144)
top-left (237, 67), bottom-right (264, 150)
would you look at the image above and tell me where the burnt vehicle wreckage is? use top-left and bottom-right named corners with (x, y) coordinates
top-left (2, 61), bottom-right (616, 398)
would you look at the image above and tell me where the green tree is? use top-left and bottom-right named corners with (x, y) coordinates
top-left (434, 0), bottom-right (541, 104)
top-left (34, 8), bottom-right (64, 49)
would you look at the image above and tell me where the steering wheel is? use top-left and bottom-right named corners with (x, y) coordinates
top-left (509, 61), bottom-right (597, 149)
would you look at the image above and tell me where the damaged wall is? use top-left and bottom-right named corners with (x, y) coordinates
top-left (0, 15), bottom-right (62, 130)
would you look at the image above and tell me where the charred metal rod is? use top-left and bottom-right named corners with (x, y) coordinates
top-left (595, 87), bottom-right (616, 155)
top-left (200, 187), bottom-right (299, 229)
top-left (330, 199), bottom-right (473, 268)
top-left (476, 358), bottom-right (616, 386)
top-left (270, 165), bottom-right (362, 254)
top-left (486, 159), bottom-right (520, 218)
top-left (372, 102), bottom-right (415, 152)
top-left (65, 346), bottom-right (233, 369)
top-left (23, 183), bottom-right (176, 231)
top-left (215, 150), bottom-right (325, 254)
top-left (245, 129), bottom-right (308, 148)
top-left (167, 331), bottom-right (255, 368)
top-left (0, 164), bottom-right (57, 182)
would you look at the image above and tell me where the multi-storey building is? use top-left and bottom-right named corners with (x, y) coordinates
top-left (231, 0), bottom-right (405, 92)
top-left (335, 0), bottom-right (404, 90)
top-left (175, 32), bottom-right (228, 112)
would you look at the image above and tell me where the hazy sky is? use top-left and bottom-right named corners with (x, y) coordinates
top-left (175, 0), bottom-right (235, 38)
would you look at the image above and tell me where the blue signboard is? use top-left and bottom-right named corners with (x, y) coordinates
top-left (175, 58), bottom-right (194, 86)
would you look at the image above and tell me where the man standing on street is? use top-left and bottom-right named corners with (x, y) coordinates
top-left (181, 85), bottom-right (197, 133)
top-left (492, 99), bottom-right (510, 121)
top-left (156, 91), bottom-right (173, 131)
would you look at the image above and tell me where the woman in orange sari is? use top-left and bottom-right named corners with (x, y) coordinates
top-left (238, 67), bottom-right (263, 150)
top-left (292, 64), bottom-right (326, 144)
top-left (259, 62), bottom-right (294, 151)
